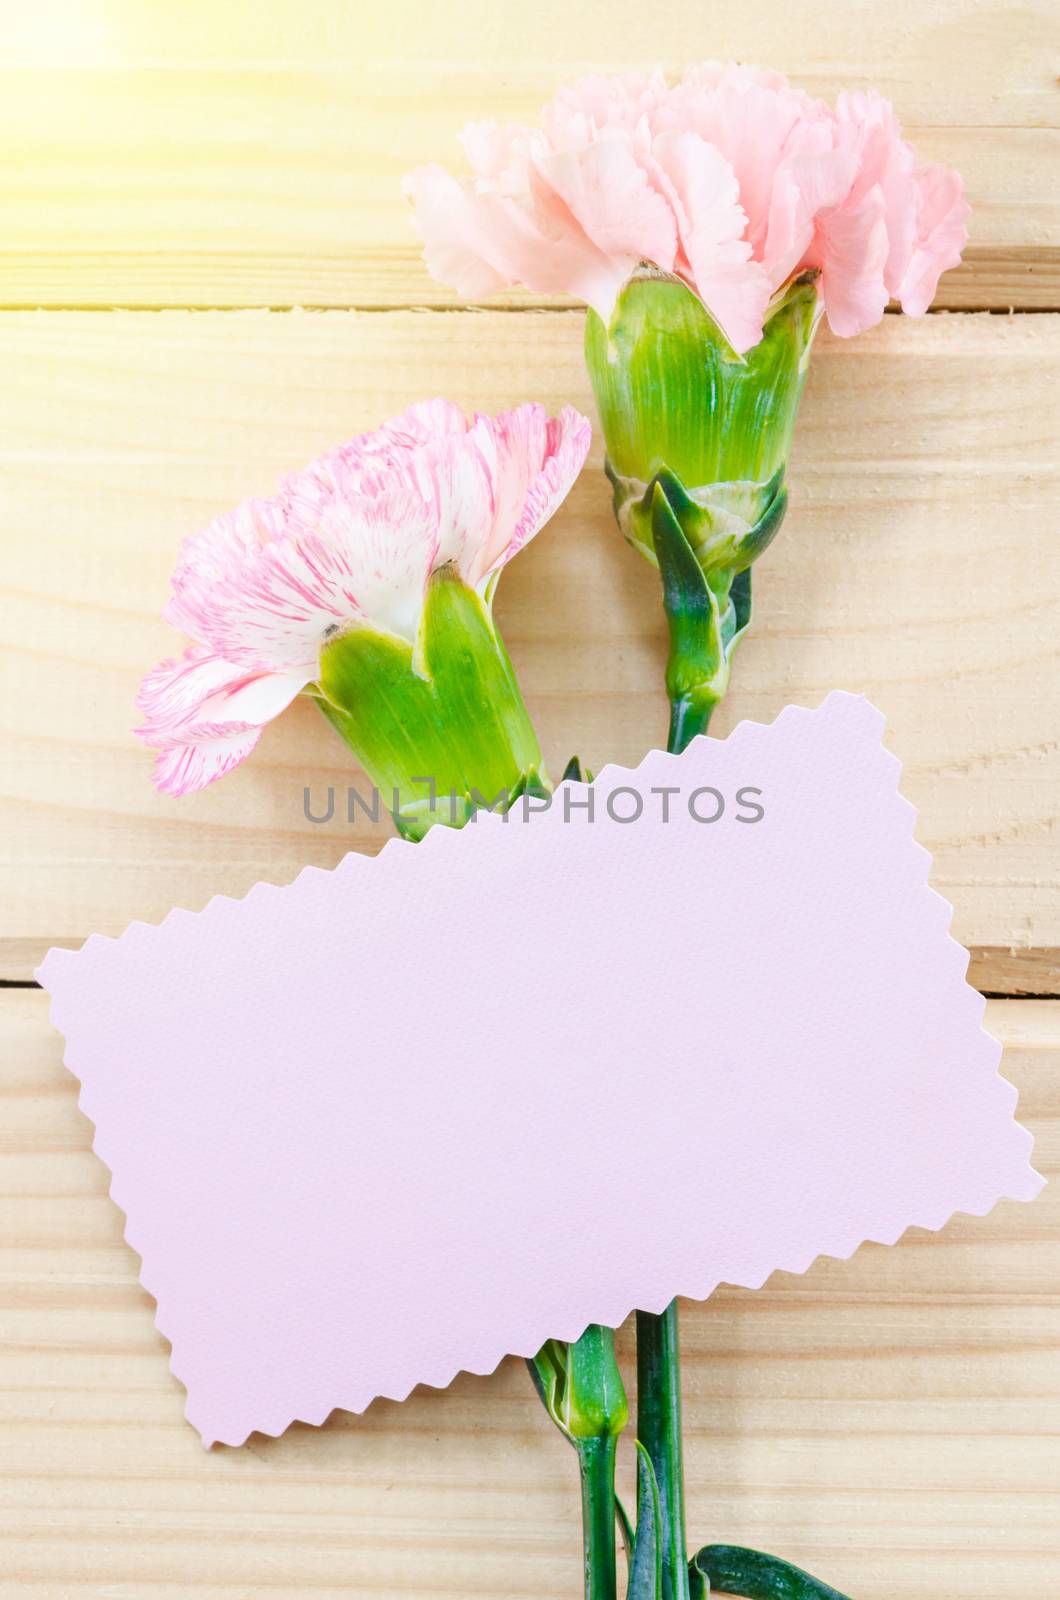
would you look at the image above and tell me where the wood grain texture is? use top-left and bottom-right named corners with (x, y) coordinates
top-left (0, 991), bottom-right (1055, 1598)
top-left (3, 4), bottom-right (1057, 1592)
top-left (2, 0), bottom-right (1057, 310)
top-left (1, 308), bottom-right (1057, 983)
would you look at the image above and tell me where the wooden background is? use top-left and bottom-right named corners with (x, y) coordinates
top-left (1, 2), bottom-right (1057, 1595)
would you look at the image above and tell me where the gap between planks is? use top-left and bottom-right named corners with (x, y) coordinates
top-left (2, 953), bottom-right (1058, 1000)
top-left (0, 303), bottom-right (1056, 316)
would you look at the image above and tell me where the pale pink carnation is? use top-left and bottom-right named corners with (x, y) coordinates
top-left (406, 63), bottom-right (968, 352)
top-left (137, 399), bottom-right (590, 796)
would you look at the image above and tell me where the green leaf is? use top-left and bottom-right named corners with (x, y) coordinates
top-left (627, 1442), bottom-right (663, 1600)
top-left (689, 1545), bottom-right (853, 1600)
top-left (616, 1495), bottom-right (635, 1568)
top-left (688, 1556), bottom-right (710, 1600)
top-left (526, 1340), bottom-right (565, 1431)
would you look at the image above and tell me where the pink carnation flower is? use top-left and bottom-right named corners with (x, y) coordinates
top-left (406, 63), bottom-right (968, 353)
top-left (137, 399), bottom-right (590, 797)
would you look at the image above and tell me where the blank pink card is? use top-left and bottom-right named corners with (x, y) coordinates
top-left (38, 693), bottom-right (1042, 1446)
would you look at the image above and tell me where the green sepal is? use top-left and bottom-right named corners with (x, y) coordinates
top-left (527, 1338), bottom-right (565, 1434)
top-left (647, 466), bottom-right (782, 752)
top-left (729, 569), bottom-right (752, 651)
top-left (585, 272), bottom-right (819, 494)
top-left (561, 754), bottom-right (594, 784)
top-left (315, 567), bottom-right (544, 840)
top-left (689, 1546), bottom-right (853, 1600)
top-left (650, 477), bottom-right (728, 753)
top-left (618, 464), bottom-right (787, 581)
top-left (627, 1442), bottom-right (664, 1600)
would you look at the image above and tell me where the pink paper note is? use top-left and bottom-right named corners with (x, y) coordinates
top-left (38, 694), bottom-right (1042, 1447)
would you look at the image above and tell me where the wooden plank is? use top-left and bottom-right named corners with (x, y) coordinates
top-left (0, 989), bottom-right (1056, 1597)
top-left (969, 948), bottom-right (1060, 997)
top-left (1, 308), bottom-right (1057, 985)
top-left (2, 0), bottom-right (1057, 310)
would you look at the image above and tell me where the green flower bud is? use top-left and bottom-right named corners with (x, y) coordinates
top-left (584, 271), bottom-right (821, 751)
top-left (529, 1326), bottom-right (628, 1444)
top-left (316, 567), bottom-right (546, 840)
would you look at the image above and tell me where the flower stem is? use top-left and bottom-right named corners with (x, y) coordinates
top-left (637, 639), bottom-right (703, 1598)
top-left (577, 1435), bottom-right (620, 1600)
top-left (527, 1326), bottom-right (626, 1600)
top-left (667, 693), bottom-right (716, 755)
top-left (636, 1302), bottom-right (690, 1600)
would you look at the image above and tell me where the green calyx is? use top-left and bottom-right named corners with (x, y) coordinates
top-left (585, 270), bottom-right (820, 526)
top-left (584, 271), bottom-right (820, 751)
top-left (313, 568), bottom-right (545, 841)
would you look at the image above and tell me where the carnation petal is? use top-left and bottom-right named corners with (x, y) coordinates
top-left (834, 89), bottom-right (919, 296)
top-left (763, 147), bottom-right (858, 291)
top-left (136, 647), bottom-right (261, 733)
top-left (150, 726), bottom-right (264, 798)
top-left (899, 164), bottom-right (970, 316)
top-left (464, 403), bottom-right (591, 586)
top-left (650, 130), bottom-right (771, 354)
top-left (199, 670), bottom-right (312, 727)
top-left (533, 136), bottom-right (678, 312)
top-left (135, 647), bottom-right (298, 797)
top-left (458, 119), bottom-right (512, 179)
top-left (136, 646), bottom-right (311, 748)
top-left (164, 498), bottom-right (285, 640)
top-left (661, 66), bottom-right (826, 255)
top-left (408, 160), bottom-right (620, 313)
top-left (542, 70), bottom-right (669, 147)
top-left (814, 183), bottom-right (891, 337)
top-left (523, 162), bottom-right (638, 319)
top-left (406, 427), bottom-right (496, 576)
top-left (382, 397), bottom-right (471, 443)
top-left (404, 165), bottom-right (514, 300)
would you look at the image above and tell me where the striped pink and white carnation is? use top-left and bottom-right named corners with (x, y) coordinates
top-left (406, 63), bottom-right (968, 354)
top-left (137, 399), bottom-right (590, 797)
